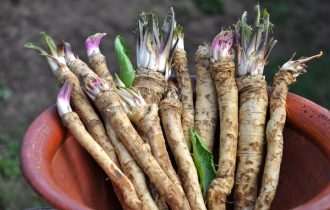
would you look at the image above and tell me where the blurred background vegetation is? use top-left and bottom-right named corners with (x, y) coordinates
top-left (0, 0), bottom-right (329, 209)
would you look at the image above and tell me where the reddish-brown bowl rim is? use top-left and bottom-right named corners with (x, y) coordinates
top-left (20, 106), bottom-right (92, 210)
top-left (20, 92), bottom-right (330, 210)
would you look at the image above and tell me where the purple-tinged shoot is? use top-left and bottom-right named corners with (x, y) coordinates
top-left (64, 42), bottom-right (77, 63)
top-left (236, 5), bottom-right (277, 76)
top-left (280, 51), bottom-right (323, 82)
top-left (136, 7), bottom-right (176, 79)
top-left (85, 77), bottom-right (110, 100)
top-left (211, 30), bottom-right (233, 61)
top-left (114, 74), bottom-right (147, 113)
top-left (127, 88), bottom-right (147, 106)
top-left (57, 81), bottom-right (73, 117)
top-left (85, 33), bottom-right (107, 56)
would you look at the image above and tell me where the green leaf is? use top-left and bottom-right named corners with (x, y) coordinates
top-left (254, 4), bottom-right (261, 26)
top-left (190, 127), bottom-right (216, 197)
top-left (24, 42), bottom-right (47, 55)
top-left (241, 11), bottom-right (252, 39)
top-left (114, 35), bottom-right (135, 87)
top-left (40, 31), bottom-right (58, 57)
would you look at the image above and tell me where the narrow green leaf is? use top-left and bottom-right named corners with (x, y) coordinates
top-left (190, 127), bottom-right (216, 197)
top-left (254, 4), bottom-right (261, 27)
top-left (114, 35), bottom-right (135, 87)
top-left (24, 42), bottom-right (47, 54)
top-left (241, 12), bottom-right (252, 40)
top-left (40, 31), bottom-right (58, 57)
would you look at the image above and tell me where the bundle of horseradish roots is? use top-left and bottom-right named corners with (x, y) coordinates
top-left (25, 5), bottom-right (322, 210)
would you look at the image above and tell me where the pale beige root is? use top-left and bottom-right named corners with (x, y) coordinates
top-left (128, 108), bottom-right (171, 210)
top-left (67, 58), bottom-right (161, 210)
top-left (194, 43), bottom-right (218, 151)
top-left (62, 58), bottom-right (134, 209)
top-left (88, 51), bottom-right (115, 87)
top-left (62, 112), bottom-right (142, 210)
top-left (57, 46), bottom-right (124, 207)
top-left (208, 58), bottom-right (238, 210)
top-left (129, 104), bottom-right (184, 194)
top-left (67, 58), bottom-right (101, 84)
top-left (63, 60), bottom-right (118, 165)
top-left (136, 128), bottom-right (167, 210)
top-left (105, 123), bottom-right (158, 210)
top-left (159, 84), bottom-right (206, 210)
top-left (234, 75), bottom-right (268, 210)
top-left (255, 52), bottom-right (323, 210)
top-left (132, 68), bottom-right (166, 105)
top-left (254, 71), bottom-right (288, 210)
top-left (94, 90), bottom-right (191, 210)
top-left (149, 182), bottom-right (169, 210)
top-left (68, 57), bottom-right (189, 209)
top-left (172, 48), bottom-right (194, 150)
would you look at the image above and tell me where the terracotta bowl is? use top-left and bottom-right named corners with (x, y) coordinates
top-left (21, 91), bottom-right (330, 210)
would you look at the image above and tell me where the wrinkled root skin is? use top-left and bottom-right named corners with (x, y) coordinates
top-left (94, 90), bottom-right (190, 210)
top-left (63, 61), bottom-right (119, 165)
top-left (234, 75), bottom-right (268, 210)
top-left (194, 44), bottom-right (218, 151)
top-left (207, 177), bottom-right (234, 210)
top-left (62, 112), bottom-right (142, 210)
top-left (173, 48), bottom-right (194, 150)
top-left (208, 58), bottom-right (238, 210)
top-left (149, 183), bottom-right (169, 210)
top-left (129, 104), bottom-right (184, 195)
top-left (133, 68), bottom-right (166, 105)
top-left (67, 58), bottom-right (100, 84)
top-left (105, 123), bottom-right (158, 210)
top-left (88, 52), bottom-right (115, 87)
top-left (66, 58), bottom-right (145, 209)
top-left (255, 70), bottom-right (293, 210)
top-left (160, 97), bottom-right (206, 210)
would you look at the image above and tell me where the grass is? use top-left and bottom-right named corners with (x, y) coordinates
top-left (0, 128), bottom-right (48, 209)
top-left (0, 82), bottom-right (11, 102)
